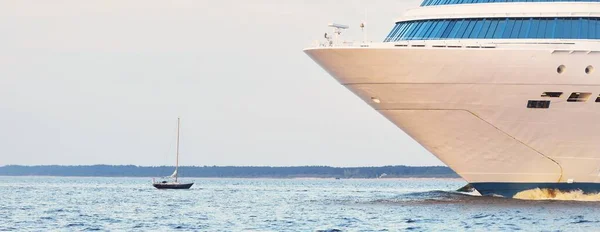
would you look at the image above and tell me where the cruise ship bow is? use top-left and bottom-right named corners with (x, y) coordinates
top-left (305, 0), bottom-right (600, 197)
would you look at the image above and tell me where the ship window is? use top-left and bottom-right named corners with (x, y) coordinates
top-left (596, 95), bottom-right (600, 102)
top-left (557, 65), bottom-right (566, 74)
top-left (586, 65), bottom-right (594, 74)
top-left (541, 92), bottom-right (563, 98)
top-left (386, 17), bottom-right (600, 42)
top-left (527, 100), bottom-right (550, 109)
top-left (567, 92), bottom-right (592, 102)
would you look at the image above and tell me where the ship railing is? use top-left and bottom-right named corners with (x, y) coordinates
top-left (312, 40), bottom-right (374, 48)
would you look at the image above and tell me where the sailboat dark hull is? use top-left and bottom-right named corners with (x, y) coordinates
top-left (152, 183), bottom-right (194, 189)
top-left (154, 118), bottom-right (193, 190)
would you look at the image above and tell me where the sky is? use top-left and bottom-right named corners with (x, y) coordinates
top-left (0, 0), bottom-right (444, 167)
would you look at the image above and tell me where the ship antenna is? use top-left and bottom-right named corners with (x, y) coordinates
top-left (360, 22), bottom-right (366, 43)
top-left (327, 23), bottom-right (349, 46)
top-left (361, 8), bottom-right (368, 43)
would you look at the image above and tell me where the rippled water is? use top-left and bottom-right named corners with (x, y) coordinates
top-left (1, 177), bottom-right (600, 231)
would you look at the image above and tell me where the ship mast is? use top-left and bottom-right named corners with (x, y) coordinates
top-left (175, 117), bottom-right (180, 182)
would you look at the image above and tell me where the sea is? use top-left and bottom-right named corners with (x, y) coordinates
top-left (1, 177), bottom-right (600, 231)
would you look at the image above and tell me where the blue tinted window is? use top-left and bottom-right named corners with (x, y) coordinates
top-left (493, 19), bottom-right (507, 38)
top-left (518, 18), bottom-right (531, 38)
top-left (440, 20), bottom-right (456, 38)
top-left (396, 23), bottom-right (409, 40)
top-left (529, 19), bottom-right (539, 38)
top-left (461, 20), bottom-right (477, 38)
top-left (423, 21), bottom-right (441, 39)
top-left (509, 19), bottom-right (523, 38)
top-left (392, 24), bottom-right (404, 40)
top-left (561, 18), bottom-right (572, 39)
top-left (502, 19), bottom-right (515, 38)
top-left (596, 18), bottom-right (600, 39)
top-left (455, 20), bottom-right (471, 38)
top-left (546, 18), bottom-right (556, 38)
top-left (385, 17), bottom-right (600, 42)
top-left (591, 19), bottom-right (598, 39)
top-left (412, 21), bottom-right (431, 39)
top-left (431, 20), bottom-right (449, 39)
top-left (484, 20), bottom-right (499, 38)
top-left (562, 18), bottom-right (573, 39)
top-left (385, 23), bottom-right (401, 42)
top-left (401, 22), bottom-right (414, 38)
top-left (571, 18), bottom-right (580, 39)
top-left (395, 23), bottom-right (408, 39)
top-left (596, 19), bottom-right (600, 39)
top-left (581, 18), bottom-right (589, 39)
top-left (407, 22), bottom-right (421, 40)
top-left (554, 19), bottom-right (564, 38)
top-left (448, 20), bottom-right (465, 38)
top-left (404, 22), bottom-right (423, 39)
top-left (422, 21), bottom-right (438, 39)
top-left (427, 21), bottom-right (440, 37)
top-left (420, 21), bottom-right (436, 39)
top-left (478, 20), bottom-right (492, 38)
top-left (535, 19), bottom-right (546, 38)
top-left (392, 23), bottom-right (404, 39)
top-left (470, 19), bottom-right (485, 38)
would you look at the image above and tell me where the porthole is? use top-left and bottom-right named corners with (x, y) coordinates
top-left (567, 92), bottom-right (592, 102)
top-left (371, 97), bottom-right (381, 104)
top-left (557, 65), bottom-right (566, 74)
top-left (527, 100), bottom-right (550, 109)
top-left (586, 65), bottom-right (594, 74)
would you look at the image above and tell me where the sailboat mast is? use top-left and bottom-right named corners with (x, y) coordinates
top-left (175, 117), bottom-right (180, 182)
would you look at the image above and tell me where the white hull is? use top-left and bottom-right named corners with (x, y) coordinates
top-left (305, 41), bottom-right (600, 188)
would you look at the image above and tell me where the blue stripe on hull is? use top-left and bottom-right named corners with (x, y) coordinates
top-left (471, 182), bottom-right (600, 198)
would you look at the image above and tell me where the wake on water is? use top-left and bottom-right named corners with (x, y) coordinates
top-left (514, 188), bottom-right (600, 201)
top-left (455, 183), bottom-right (600, 201)
top-left (455, 187), bottom-right (600, 202)
top-left (376, 188), bottom-right (600, 205)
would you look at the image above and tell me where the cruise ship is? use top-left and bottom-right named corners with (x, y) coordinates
top-left (304, 0), bottom-right (600, 198)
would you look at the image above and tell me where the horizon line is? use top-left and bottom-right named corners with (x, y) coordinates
top-left (1, 164), bottom-right (449, 168)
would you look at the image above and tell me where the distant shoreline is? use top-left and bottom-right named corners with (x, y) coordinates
top-left (0, 165), bottom-right (459, 179)
top-left (0, 175), bottom-right (463, 180)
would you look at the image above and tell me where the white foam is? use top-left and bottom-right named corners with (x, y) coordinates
top-left (514, 188), bottom-right (600, 201)
top-left (456, 189), bottom-right (482, 197)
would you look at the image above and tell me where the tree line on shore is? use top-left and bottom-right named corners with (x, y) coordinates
top-left (0, 165), bottom-right (458, 178)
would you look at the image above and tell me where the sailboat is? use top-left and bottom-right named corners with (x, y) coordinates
top-left (152, 117), bottom-right (194, 189)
